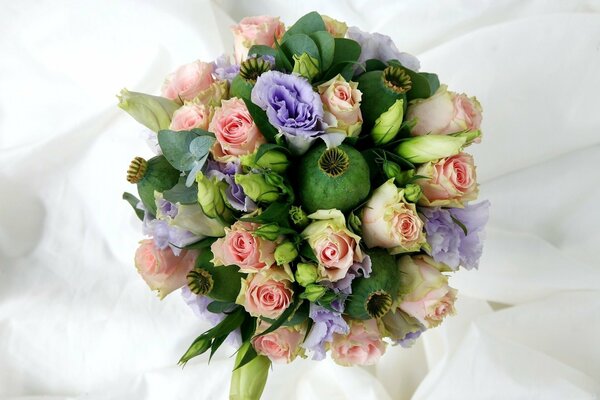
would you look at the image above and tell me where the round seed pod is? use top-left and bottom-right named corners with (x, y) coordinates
top-left (345, 249), bottom-right (401, 320)
top-left (136, 155), bottom-right (180, 216)
top-left (187, 250), bottom-right (243, 302)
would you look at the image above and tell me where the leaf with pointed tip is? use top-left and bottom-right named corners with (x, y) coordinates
top-left (243, 98), bottom-right (278, 143)
top-left (122, 192), bottom-right (145, 220)
top-left (232, 341), bottom-right (259, 371)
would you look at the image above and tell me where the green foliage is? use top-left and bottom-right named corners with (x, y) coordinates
top-left (163, 177), bottom-right (198, 204)
top-left (247, 45), bottom-right (277, 58)
top-left (136, 156), bottom-right (180, 216)
top-left (122, 192), bottom-right (145, 221)
top-left (283, 11), bottom-right (326, 40)
top-left (242, 99), bottom-right (278, 143)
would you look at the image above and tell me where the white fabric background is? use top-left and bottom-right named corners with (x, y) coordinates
top-left (1, 1), bottom-right (599, 399)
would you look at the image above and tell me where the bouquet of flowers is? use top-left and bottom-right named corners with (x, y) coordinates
top-left (119, 11), bottom-right (489, 399)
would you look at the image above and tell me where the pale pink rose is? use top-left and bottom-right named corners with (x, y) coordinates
top-left (398, 255), bottom-right (457, 328)
top-left (417, 152), bottom-right (478, 207)
top-left (331, 319), bottom-right (386, 366)
top-left (301, 210), bottom-right (365, 282)
top-left (211, 221), bottom-right (276, 273)
top-left (134, 239), bottom-right (197, 299)
top-left (252, 323), bottom-right (303, 363)
top-left (209, 98), bottom-right (265, 160)
top-left (407, 85), bottom-right (482, 139)
top-left (169, 103), bottom-right (211, 131)
top-left (161, 61), bottom-right (215, 102)
top-left (237, 270), bottom-right (293, 319)
top-left (318, 75), bottom-right (363, 137)
top-left (231, 16), bottom-right (285, 63)
top-left (362, 180), bottom-right (426, 254)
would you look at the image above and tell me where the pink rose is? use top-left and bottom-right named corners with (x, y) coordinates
top-left (407, 85), bottom-right (482, 139)
top-left (331, 319), bottom-right (386, 366)
top-left (209, 98), bottom-right (266, 160)
top-left (237, 269), bottom-right (293, 319)
top-left (134, 239), bottom-right (197, 299)
top-left (321, 15), bottom-right (348, 38)
top-left (252, 323), bottom-right (303, 363)
top-left (318, 75), bottom-right (363, 137)
top-left (301, 210), bottom-right (365, 282)
top-left (231, 16), bottom-right (285, 63)
top-left (398, 255), bottom-right (457, 328)
top-left (161, 61), bottom-right (215, 102)
top-left (211, 220), bottom-right (276, 273)
top-left (362, 180), bottom-right (426, 254)
top-left (169, 103), bottom-right (211, 131)
top-left (416, 152), bottom-right (478, 207)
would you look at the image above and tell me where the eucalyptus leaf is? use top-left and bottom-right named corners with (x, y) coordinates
top-left (136, 156), bottom-right (180, 216)
top-left (331, 38), bottom-right (361, 65)
top-left (247, 45), bottom-right (277, 58)
top-left (281, 34), bottom-right (320, 63)
top-left (283, 11), bottom-right (326, 39)
top-left (243, 99), bottom-right (278, 143)
top-left (365, 59), bottom-right (387, 72)
top-left (122, 192), bottom-right (145, 221)
top-left (310, 31), bottom-right (335, 71)
top-left (274, 37), bottom-right (293, 72)
top-left (157, 130), bottom-right (198, 171)
top-left (163, 177), bottom-right (198, 204)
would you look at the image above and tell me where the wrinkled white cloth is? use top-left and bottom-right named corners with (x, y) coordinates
top-left (1, 1), bottom-right (600, 399)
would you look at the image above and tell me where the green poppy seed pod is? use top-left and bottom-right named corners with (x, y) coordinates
top-left (357, 66), bottom-right (409, 128)
top-left (188, 251), bottom-right (243, 302)
top-left (346, 249), bottom-right (401, 320)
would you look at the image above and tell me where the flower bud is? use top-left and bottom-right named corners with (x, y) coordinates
top-left (294, 262), bottom-right (318, 287)
top-left (371, 99), bottom-right (404, 145)
top-left (382, 160), bottom-right (402, 181)
top-left (241, 149), bottom-right (289, 174)
top-left (254, 223), bottom-right (281, 241)
top-left (196, 172), bottom-right (232, 220)
top-left (235, 173), bottom-right (281, 203)
top-left (403, 183), bottom-right (422, 203)
top-left (348, 212), bottom-right (362, 235)
top-left (117, 89), bottom-right (180, 132)
top-left (274, 241), bottom-right (298, 265)
top-left (289, 206), bottom-right (309, 229)
top-left (395, 135), bottom-right (466, 163)
top-left (451, 129), bottom-right (482, 145)
top-left (292, 53), bottom-right (320, 81)
top-left (300, 284), bottom-right (328, 302)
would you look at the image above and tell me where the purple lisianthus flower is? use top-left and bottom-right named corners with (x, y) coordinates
top-left (212, 54), bottom-right (240, 82)
top-left (251, 70), bottom-right (326, 154)
top-left (346, 26), bottom-right (420, 72)
top-left (328, 255), bottom-right (372, 294)
top-left (396, 329), bottom-right (424, 348)
top-left (421, 201), bottom-right (490, 270)
top-left (181, 286), bottom-right (241, 347)
top-left (142, 206), bottom-right (199, 256)
top-left (205, 160), bottom-right (257, 212)
top-left (303, 304), bottom-right (349, 360)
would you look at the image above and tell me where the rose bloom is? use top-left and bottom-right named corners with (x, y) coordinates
top-left (169, 103), bottom-right (211, 131)
top-left (134, 239), bottom-right (197, 299)
top-left (211, 220), bottom-right (276, 273)
top-left (209, 98), bottom-right (266, 160)
top-left (161, 60), bottom-right (215, 102)
top-left (252, 322), bottom-right (303, 363)
top-left (321, 15), bottom-right (348, 38)
top-left (362, 180), bottom-right (426, 254)
top-left (237, 269), bottom-right (293, 319)
top-left (398, 255), bottom-right (457, 328)
top-left (407, 85), bottom-right (482, 139)
top-left (301, 210), bottom-right (365, 282)
top-left (417, 152), bottom-right (478, 207)
top-left (331, 319), bottom-right (386, 366)
top-left (318, 74), bottom-right (363, 137)
top-left (231, 16), bottom-right (285, 63)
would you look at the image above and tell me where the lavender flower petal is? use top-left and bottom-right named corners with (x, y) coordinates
top-left (303, 304), bottom-right (349, 360)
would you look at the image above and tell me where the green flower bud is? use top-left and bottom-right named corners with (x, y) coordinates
top-left (117, 89), bottom-right (180, 132)
top-left (196, 172), bottom-right (232, 220)
top-left (395, 169), bottom-right (416, 186)
top-left (254, 223), bottom-right (281, 241)
top-left (300, 284), bottom-right (328, 302)
top-left (290, 206), bottom-right (309, 229)
top-left (395, 135), bottom-right (466, 164)
top-left (371, 99), bottom-right (404, 145)
top-left (403, 183), bottom-right (422, 203)
top-left (382, 160), bottom-right (402, 181)
top-left (295, 262), bottom-right (318, 287)
top-left (230, 344), bottom-right (270, 400)
top-left (274, 241), bottom-right (298, 265)
top-left (292, 53), bottom-right (320, 81)
top-left (348, 211), bottom-right (362, 235)
top-left (241, 150), bottom-right (290, 174)
top-left (235, 173), bottom-right (281, 204)
top-left (451, 129), bottom-right (482, 145)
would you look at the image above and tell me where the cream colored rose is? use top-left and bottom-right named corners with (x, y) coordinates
top-left (161, 60), bottom-right (215, 102)
top-left (231, 16), bottom-right (285, 63)
top-left (362, 180), bottom-right (426, 254)
top-left (318, 75), bottom-right (363, 137)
